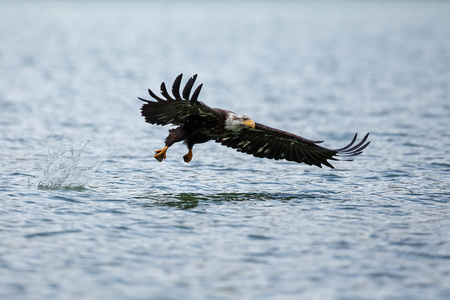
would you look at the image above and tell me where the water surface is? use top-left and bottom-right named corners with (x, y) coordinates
top-left (1, 1), bottom-right (449, 299)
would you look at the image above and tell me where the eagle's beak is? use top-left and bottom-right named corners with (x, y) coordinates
top-left (243, 119), bottom-right (255, 129)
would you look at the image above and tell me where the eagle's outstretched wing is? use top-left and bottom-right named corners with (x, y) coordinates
top-left (139, 74), bottom-right (216, 126)
top-left (217, 124), bottom-right (370, 168)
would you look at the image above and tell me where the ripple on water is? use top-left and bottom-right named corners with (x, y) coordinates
top-left (24, 229), bottom-right (82, 239)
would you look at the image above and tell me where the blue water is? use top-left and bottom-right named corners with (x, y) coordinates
top-left (1, 1), bottom-right (450, 299)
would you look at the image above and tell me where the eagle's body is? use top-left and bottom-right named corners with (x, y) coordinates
top-left (139, 74), bottom-right (370, 168)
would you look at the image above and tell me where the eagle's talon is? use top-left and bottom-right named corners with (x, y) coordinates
top-left (154, 146), bottom-right (168, 162)
top-left (183, 150), bottom-right (193, 163)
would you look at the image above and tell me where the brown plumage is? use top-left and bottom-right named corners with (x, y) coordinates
top-left (138, 74), bottom-right (370, 168)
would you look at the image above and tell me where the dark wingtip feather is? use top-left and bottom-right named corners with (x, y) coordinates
top-left (160, 82), bottom-right (175, 101)
top-left (138, 96), bottom-right (151, 103)
top-left (172, 74), bottom-right (183, 100)
top-left (336, 133), bottom-right (370, 158)
top-left (182, 74), bottom-right (197, 100)
top-left (191, 83), bottom-right (203, 104)
top-left (147, 88), bottom-right (166, 102)
top-left (143, 74), bottom-right (203, 103)
top-left (335, 133), bottom-right (358, 151)
top-left (346, 133), bottom-right (369, 152)
top-left (322, 160), bottom-right (335, 169)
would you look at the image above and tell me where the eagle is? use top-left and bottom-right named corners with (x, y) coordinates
top-left (138, 74), bottom-right (370, 168)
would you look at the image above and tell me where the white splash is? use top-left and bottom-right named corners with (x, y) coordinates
top-left (38, 139), bottom-right (96, 190)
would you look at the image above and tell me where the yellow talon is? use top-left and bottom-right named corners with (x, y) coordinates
top-left (183, 149), bottom-right (193, 163)
top-left (154, 146), bottom-right (168, 162)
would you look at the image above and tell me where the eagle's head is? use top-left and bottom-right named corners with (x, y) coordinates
top-left (224, 112), bottom-right (255, 131)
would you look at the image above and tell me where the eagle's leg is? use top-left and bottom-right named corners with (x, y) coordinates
top-left (154, 127), bottom-right (190, 162)
top-left (183, 133), bottom-right (212, 163)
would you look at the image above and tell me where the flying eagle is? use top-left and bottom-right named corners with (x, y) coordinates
top-left (138, 74), bottom-right (370, 168)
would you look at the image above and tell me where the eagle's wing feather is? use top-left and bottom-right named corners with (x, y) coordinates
top-left (217, 123), bottom-right (370, 168)
top-left (139, 74), bottom-right (215, 126)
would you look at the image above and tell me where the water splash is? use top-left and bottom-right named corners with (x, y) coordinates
top-left (38, 139), bottom-right (95, 190)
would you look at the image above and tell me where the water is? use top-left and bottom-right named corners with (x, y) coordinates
top-left (1, 1), bottom-right (450, 299)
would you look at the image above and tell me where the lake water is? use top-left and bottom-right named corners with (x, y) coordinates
top-left (1, 1), bottom-right (449, 299)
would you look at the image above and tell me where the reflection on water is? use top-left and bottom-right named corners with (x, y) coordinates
top-left (135, 192), bottom-right (323, 209)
